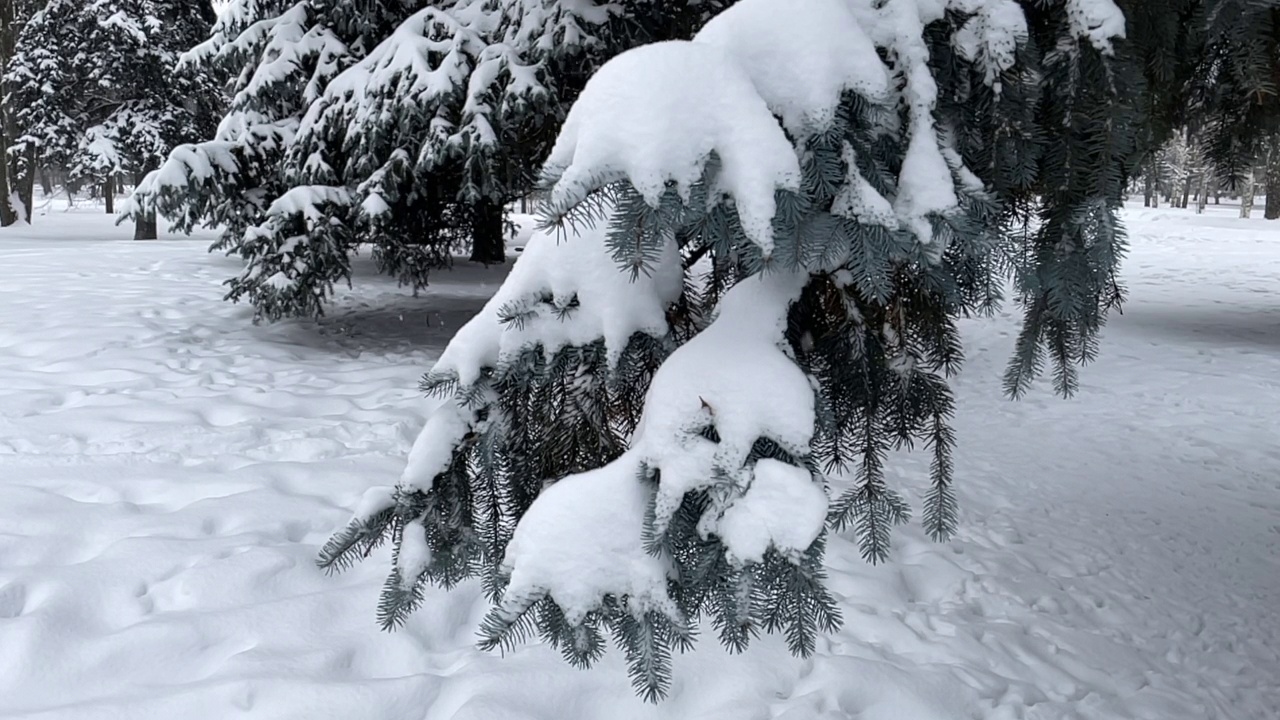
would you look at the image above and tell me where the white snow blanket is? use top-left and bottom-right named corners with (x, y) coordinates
top-left (0, 202), bottom-right (1277, 718)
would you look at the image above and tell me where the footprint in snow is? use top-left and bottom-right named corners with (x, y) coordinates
top-left (0, 583), bottom-right (27, 619)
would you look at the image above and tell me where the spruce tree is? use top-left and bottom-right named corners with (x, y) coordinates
top-left (316, 0), bottom-right (1151, 701)
top-left (128, 0), bottom-right (725, 321)
top-left (128, 0), bottom-right (499, 319)
top-left (1129, 0), bottom-right (1280, 194)
top-left (123, 0), bottom-right (361, 283)
top-left (4, 0), bottom-right (221, 236)
top-left (308, 0), bottom-right (1280, 703)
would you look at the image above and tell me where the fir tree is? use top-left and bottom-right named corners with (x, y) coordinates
top-left (317, 0), bottom-right (1132, 701)
top-left (312, 0), bottom-right (1280, 704)
top-left (3, 0), bottom-right (221, 237)
top-left (123, 0), bottom-right (359, 283)
top-left (128, 0), bottom-right (725, 321)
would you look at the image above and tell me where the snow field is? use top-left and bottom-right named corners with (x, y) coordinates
top-left (0, 203), bottom-right (1277, 718)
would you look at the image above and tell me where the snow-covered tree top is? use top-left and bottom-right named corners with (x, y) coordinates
top-left (181, 0), bottom-right (288, 69)
top-left (543, 0), bottom-right (1055, 258)
top-left (313, 7), bottom-right (476, 112)
top-left (541, 0), bottom-right (1130, 261)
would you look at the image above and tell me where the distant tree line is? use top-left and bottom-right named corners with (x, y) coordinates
top-left (0, 0), bottom-right (222, 238)
top-left (1138, 132), bottom-right (1280, 219)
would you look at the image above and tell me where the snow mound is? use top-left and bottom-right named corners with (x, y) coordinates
top-left (541, 40), bottom-right (800, 255)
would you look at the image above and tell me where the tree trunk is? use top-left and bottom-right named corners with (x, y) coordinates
top-left (134, 213), bottom-right (157, 240)
top-left (0, 0), bottom-right (19, 225)
top-left (469, 198), bottom-right (506, 264)
top-left (1143, 161), bottom-right (1154, 207)
top-left (14, 144), bottom-right (34, 222)
top-left (133, 169), bottom-right (157, 239)
top-left (37, 167), bottom-right (52, 197)
top-left (103, 179), bottom-right (114, 214)
top-left (0, 129), bottom-right (12, 226)
top-left (1180, 177), bottom-right (1191, 209)
top-left (1266, 136), bottom-right (1280, 220)
top-left (1195, 173), bottom-right (1208, 214)
top-left (1241, 169), bottom-right (1255, 218)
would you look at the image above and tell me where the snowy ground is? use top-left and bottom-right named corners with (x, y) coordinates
top-left (0, 203), bottom-right (1277, 719)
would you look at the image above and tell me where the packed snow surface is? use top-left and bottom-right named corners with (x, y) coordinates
top-left (2, 202), bottom-right (1280, 718)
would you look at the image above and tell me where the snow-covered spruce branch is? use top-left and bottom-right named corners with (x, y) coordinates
top-left (316, 0), bottom-right (1131, 701)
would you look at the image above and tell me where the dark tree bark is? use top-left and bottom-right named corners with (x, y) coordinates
top-left (1266, 136), bottom-right (1280, 220)
top-left (37, 166), bottom-right (51, 197)
top-left (1241, 169), bottom-right (1255, 218)
top-left (469, 198), bottom-right (506, 264)
top-left (0, 0), bottom-right (18, 226)
top-left (133, 168), bottom-right (157, 239)
top-left (103, 179), bottom-right (113, 214)
top-left (15, 144), bottom-right (35, 221)
top-left (0, 129), bottom-right (12, 226)
top-left (134, 212), bottom-right (157, 239)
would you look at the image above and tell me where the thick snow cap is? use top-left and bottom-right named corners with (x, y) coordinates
top-left (693, 0), bottom-right (890, 136)
top-left (541, 40), bottom-right (800, 256)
